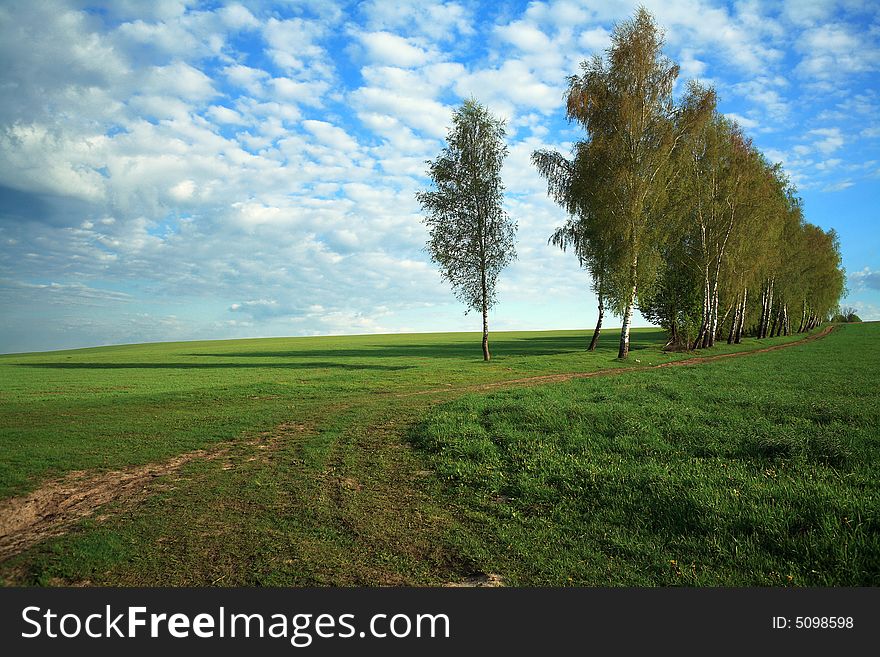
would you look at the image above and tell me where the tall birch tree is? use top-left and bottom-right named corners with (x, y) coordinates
top-left (416, 99), bottom-right (516, 361)
top-left (564, 8), bottom-right (714, 358)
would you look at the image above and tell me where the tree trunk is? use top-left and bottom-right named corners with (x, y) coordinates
top-left (618, 257), bottom-right (638, 359)
top-left (481, 266), bottom-right (490, 361)
top-left (798, 300), bottom-right (806, 333)
top-left (695, 262), bottom-right (711, 349)
top-left (588, 291), bottom-right (604, 352)
top-left (727, 297), bottom-right (740, 344)
top-left (758, 284), bottom-right (768, 339)
top-left (715, 300), bottom-right (732, 344)
top-left (758, 289), bottom-right (766, 340)
top-left (735, 288), bottom-right (747, 343)
top-left (706, 287), bottom-right (717, 347)
top-left (762, 279), bottom-right (774, 338)
top-left (707, 252), bottom-right (724, 347)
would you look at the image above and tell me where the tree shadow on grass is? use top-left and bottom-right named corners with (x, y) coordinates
top-left (16, 361), bottom-right (414, 371)
top-left (182, 329), bottom-right (667, 360)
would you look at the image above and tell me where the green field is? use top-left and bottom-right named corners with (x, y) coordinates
top-left (1, 323), bottom-right (876, 585)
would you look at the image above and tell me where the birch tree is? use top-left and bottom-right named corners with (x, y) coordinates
top-left (533, 142), bottom-right (620, 351)
top-left (416, 99), bottom-right (516, 361)
top-left (564, 8), bottom-right (714, 358)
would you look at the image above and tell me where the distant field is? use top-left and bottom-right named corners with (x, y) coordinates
top-left (1, 324), bottom-right (874, 586)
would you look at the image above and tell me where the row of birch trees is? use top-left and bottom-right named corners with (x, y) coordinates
top-left (533, 7), bottom-right (845, 357)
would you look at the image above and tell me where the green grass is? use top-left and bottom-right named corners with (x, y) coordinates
top-left (410, 322), bottom-right (879, 585)
top-left (0, 325), bottom-right (783, 499)
top-left (0, 323), bottom-right (872, 586)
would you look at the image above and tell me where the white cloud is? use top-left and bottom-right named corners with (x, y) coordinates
top-left (223, 64), bottom-right (270, 95)
top-left (455, 60), bottom-right (560, 115)
top-left (848, 267), bottom-right (880, 292)
top-left (795, 23), bottom-right (879, 80)
top-left (169, 179), bottom-right (196, 201)
top-left (144, 61), bottom-right (216, 101)
top-left (302, 120), bottom-right (360, 151)
top-left (821, 180), bottom-right (853, 192)
top-left (351, 85), bottom-right (452, 139)
top-left (263, 17), bottom-right (334, 77)
top-left (219, 4), bottom-right (259, 30)
top-left (814, 158), bottom-right (842, 171)
top-left (270, 78), bottom-right (330, 106)
top-left (359, 0), bottom-right (474, 41)
top-left (577, 26), bottom-right (612, 51)
top-left (723, 112), bottom-right (760, 130)
top-left (809, 127), bottom-right (845, 155)
top-left (731, 78), bottom-right (789, 119)
top-left (356, 31), bottom-right (432, 67)
top-left (207, 105), bottom-right (246, 125)
top-left (496, 20), bottom-right (554, 52)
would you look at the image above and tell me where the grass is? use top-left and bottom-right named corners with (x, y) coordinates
top-left (410, 322), bottom-right (879, 586)
top-left (0, 325), bottom-right (789, 499)
top-left (0, 323), bottom-right (874, 586)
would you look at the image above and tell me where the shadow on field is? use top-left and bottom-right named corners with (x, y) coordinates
top-left (17, 361), bottom-right (414, 371)
top-left (183, 329), bottom-right (666, 360)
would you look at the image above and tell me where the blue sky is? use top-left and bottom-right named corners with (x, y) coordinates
top-left (0, 0), bottom-right (878, 353)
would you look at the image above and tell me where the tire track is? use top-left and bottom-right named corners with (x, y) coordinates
top-left (0, 423), bottom-right (309, 563)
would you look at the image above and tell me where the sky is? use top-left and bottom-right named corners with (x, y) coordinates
top-left (0, 0), bottom-right (878, 354)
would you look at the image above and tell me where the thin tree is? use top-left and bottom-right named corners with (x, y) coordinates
top-left (547, 217), bottom-right (608, 351)
top-left (533, 144), bottom-right (617, 351)
top-left (416, 99), bottom-right (517, 361)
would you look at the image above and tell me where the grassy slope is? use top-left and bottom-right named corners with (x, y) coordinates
top-left (412, 322), bottom-right (879, 585)
top-left (0, 326), bottom-right (807, 498)
top-left (0, 324), bottom-right (871, 585)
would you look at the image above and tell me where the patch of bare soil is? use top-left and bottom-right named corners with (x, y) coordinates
top-left (0, 422), bottom-right (310, 563)
top-left (443, 573), bottom-right (505, 587)
top-left (400, 325), bottom-right (835, 398)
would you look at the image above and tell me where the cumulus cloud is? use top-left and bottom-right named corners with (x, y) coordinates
top-left (359, 0), bottom-right (474, 41)
top-left (849, 267), bottom-right (880, 291)
top-left (809, 127), bottom-right (845, 154)
top-left (820, 180), bottom-right (853, 192)
top-left (355, 31), bottom-right (433, 67)
top-left (455, 60), bottom-right (561, 115)
top-left (795, 23), bottom-right (879, 80)
top-left (723, 112), bottom-right (760, 130)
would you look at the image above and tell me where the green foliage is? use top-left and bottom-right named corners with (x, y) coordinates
top-left (832, 306), bottom-right (861, 323)
top-left (416, 99), bottom-right (516, 317)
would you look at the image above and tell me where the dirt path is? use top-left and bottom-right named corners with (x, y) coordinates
top-left (0, 327), bottom-right (833, 564)
top-left (399, 325), bottom-right (835, 397)
top-left (0, 422), bottom-right (309, 563)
